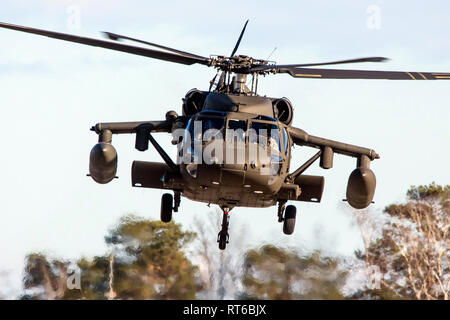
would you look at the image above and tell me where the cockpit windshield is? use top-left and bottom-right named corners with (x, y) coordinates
top-left (184, 113), bottom-right (226, 153)
top-left (227, 119), bottom-right (247, 143)
top-left (249, 121), bottom-right (281, 152)
top-left (186, 115), bottom-right (225, 141)
top-left (183, 114), bottom-right (283, 174)
top-left (248, 121), bottom-right (282, 175)
top-left (200, 117), bottom-right (225, 138)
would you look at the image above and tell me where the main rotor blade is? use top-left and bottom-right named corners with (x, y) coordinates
top-left (0, 22), bottom-right (210, 66)
top-left (230, 19), bottom-right (249, 57)
top-left (102, 31), bottom-right (208, 60)
top-left (275, 67), bottom-right (450, 80)
top-left (249, 57), bottom-right (389, 72)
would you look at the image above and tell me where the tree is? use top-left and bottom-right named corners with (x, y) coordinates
top-left (240, 245), bottom-right (348, 299)
top-left (101, 215), bottom-right (200, 299)
top-left (353, 182), bottom-right (449, 300)
top-left (21, 253), bottom-right (81, 300)
top-left (22, 215), bottom-right (201, 299)
top-left (77, 255), bottom-right (110, 299)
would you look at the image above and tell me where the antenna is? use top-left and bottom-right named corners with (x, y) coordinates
top-left (266, 47), bottom-right (277, 60)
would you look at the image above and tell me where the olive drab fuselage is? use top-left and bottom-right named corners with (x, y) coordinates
top-left (92, 89), bottom-right (378, 211)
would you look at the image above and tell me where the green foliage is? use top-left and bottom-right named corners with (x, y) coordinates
top-left (406, 182), bottom-right (449, 203)
top-left (77, 256), bottom-right (110, 299)
top-left (23, 186), bottom-right (447, 301)
top-left (22, 215), bottom-right (200, 300)
top-left (101, 216), bottom-right (199, 299)
top-left (22, 253), bottom-right (81, 300)
top-left (241, 245), bottom-right (348, 300)
top-left (81, 216), bottom-right (200, 299)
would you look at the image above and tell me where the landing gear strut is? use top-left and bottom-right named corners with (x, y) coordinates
top-left (277, 200), bottom-right (287, 223)
top-left (217, 208), bottom-right (230, 250)
top-left (174, 191), bottom-right (181, 213)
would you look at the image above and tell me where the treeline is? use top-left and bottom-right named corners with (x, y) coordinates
top-left (20, 183), bottom-right (449, 300)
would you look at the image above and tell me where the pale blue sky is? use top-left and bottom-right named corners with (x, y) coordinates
top-left (0, 0), bottom-right (449, 297)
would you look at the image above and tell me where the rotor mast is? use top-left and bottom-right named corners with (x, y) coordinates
top-left (211, 70), bottom-right (258, 95)
top-left (209, 53), bottom-right (266, 95)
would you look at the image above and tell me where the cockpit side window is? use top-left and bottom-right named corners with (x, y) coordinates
top-left (247, 121), bottom-right (283, 175)
top-left (187, 116), bottom-right (225, 141)
top-left (250, 121), bottom-right (282, 165)
top-left (249, 121), bottom-right (281, 152)
top-left (199, 116), bottom-right (225, 139)
top-left (184, 116), bottom-right (225, 159)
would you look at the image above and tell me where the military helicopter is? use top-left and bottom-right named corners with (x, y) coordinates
top-left (1, 20), bottom-right (448, 250)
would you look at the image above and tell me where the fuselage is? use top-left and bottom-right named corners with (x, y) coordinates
top-left (178, 110), bottom-right (291, 208)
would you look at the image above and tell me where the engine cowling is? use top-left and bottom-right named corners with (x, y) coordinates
top-left (89, 142), bottom-right (118, 184)
top-left (346, 167), bottom-right (376, 209)
top-left (182, 89), bottom-right (207, 116)
top-left (272, 98), bottom-right (293, 126)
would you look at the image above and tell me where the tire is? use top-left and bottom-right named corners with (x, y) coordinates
top-left (218, 236), bottom-right (227, 250)
top-left (283, 205), bottom-right (297, 235)
top-left (160, 193), bottom-right (173, 223)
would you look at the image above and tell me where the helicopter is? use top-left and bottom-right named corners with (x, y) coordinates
top-left (1, 20), bottom-right (448, 250)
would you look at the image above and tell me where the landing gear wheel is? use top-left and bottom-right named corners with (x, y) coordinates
top-left (218, 232), bottom-right (229, 250)
top-left (160, 193), bottom-right (173, 223)
top-left (283, 205), bottom-right (296, 235)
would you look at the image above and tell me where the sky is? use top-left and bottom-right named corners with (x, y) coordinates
top-left (0, 0), bottom-right (449, 298)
